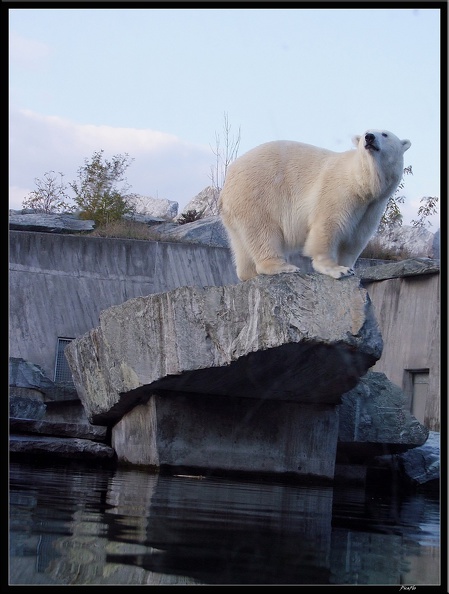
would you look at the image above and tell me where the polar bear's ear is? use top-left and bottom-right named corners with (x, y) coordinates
top-left (401, 139), bottom-right (411, 152)
top-left (352, 135), bottom-right (361, 147)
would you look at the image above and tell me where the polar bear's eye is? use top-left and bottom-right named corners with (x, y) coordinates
top-left (382, 133), bottom-right (388, 137)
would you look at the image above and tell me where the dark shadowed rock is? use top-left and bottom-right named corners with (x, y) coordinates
top-left (9, 395), bottom-right (47, 420)
top-left (9, 435), bottom-right (115, 461)
top-left (9, 357), bottom-right (78, 401)
top-left (396, 430), bottom-right (440, 487)
top-left (337, 371), bottom-right (429, 462)
top-left (10, 418), bottom-right (108, 442)
top-left (9, 357), bottom-right (55, 394)
top-left (66, 273), bottom-right (383, 425)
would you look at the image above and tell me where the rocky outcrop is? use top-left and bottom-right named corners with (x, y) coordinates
top-left (9, 434), bottom-right (115, 461)
top-left (146, 215), bottom-right (229, 248)
top-left (9, 357), bottom-right (112, 460)
top-left (357, 257), bottom-right (440, 283)
top-left (176, 186), bottom-right (220, 219)
top-left (371, 224), bottom-right (439, 259)
top-left (9, 418), bottom-right (108, 442)
top-left (132, 195), bottom-right (179, 219)
top-left (66, 273), bottom-right (382, 426)
top-left (9, 357), bottom-right (78, 402)
top-left (9, 213), bottom-right (95, 233)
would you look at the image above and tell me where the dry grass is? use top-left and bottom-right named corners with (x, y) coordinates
top-left (89, 219), bottom-right (161, 241)
top-left (360, 236), bottom-right (412, 261)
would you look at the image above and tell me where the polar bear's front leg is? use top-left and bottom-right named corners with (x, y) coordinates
top-left (303, 224), bottom-right (354, 279)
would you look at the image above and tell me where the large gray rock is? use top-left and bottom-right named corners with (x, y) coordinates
top-left (9, 395), bottom-right (47, 420)
top-left (337, 371), bottom-right (428, 461)
top-left (176, 186), bottom-right (220, 219)
top-left (372, 225), bottom-right (438, 258)
top-left (9, 418), bottom-right (108, 442)
top-left (133, 195), bottom-right (179, 219)
top-left (357, 257), bottom-right (440, 283)
top-left (149, 216), bottom-right (229, 248)
top-left (9, 357), bottom-right (55, 393)
top-left (9, 357), bottom-right (78, 401)
top-left (9, 435), bottom-right (115, 461)
top-left (65, 273), bottom-right (383, 425)
top-left (9, 213), bottom-right (95, 233)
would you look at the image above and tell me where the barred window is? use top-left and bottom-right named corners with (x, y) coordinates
top-left (54, 338), bottom-right (75, 384)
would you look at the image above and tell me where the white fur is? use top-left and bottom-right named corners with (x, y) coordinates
top-left (219, 130), bottom-right (411, 280)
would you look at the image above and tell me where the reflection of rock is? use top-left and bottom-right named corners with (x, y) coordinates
top-left (108, 474), bottom-right (334, 585)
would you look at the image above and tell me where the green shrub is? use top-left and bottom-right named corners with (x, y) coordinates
top-left (177, 209), bottom-right (204, 225)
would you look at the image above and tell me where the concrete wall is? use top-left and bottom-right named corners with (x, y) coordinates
top-left (9, 231), bottom-right (238, 381)
top-left (365, 274), bottom-right (440, 431)
top-left (9, 230), bottom-right (440, 430)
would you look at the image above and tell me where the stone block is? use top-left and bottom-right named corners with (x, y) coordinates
top-left (112, 392), bottom-right (339, 479)
top-left (66, 273), bottom-right (382, 425)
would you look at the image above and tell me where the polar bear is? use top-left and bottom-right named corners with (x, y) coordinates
top-left (219, 130), bottom-right (411, 280)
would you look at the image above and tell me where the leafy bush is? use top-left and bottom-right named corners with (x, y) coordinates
top-left (69, 151), bottom-right (136, 226)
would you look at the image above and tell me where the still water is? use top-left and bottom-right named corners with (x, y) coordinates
top-left (9, 460), bottom-right (440, 586)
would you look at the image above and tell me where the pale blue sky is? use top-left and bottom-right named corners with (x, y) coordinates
top-left (9, 7), bottom-right (442, 226)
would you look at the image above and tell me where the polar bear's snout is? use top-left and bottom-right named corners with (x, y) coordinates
top-left (364, 133), bottom-right (379, 151)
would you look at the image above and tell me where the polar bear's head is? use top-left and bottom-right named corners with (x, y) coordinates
top-left (352, 129), bottom-right (411, 163)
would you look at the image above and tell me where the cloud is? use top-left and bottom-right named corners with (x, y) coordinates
top-left (9, 109), bottom-right (213, 211)
top-left (9, 32), bottom-right (51, 69)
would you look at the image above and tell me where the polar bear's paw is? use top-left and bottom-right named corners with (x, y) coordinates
top-left (256, 259), bottom-right (300, 276)
top-left (312, 260), bottom-right (354, 279)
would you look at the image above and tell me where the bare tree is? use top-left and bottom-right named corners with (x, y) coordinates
top-left (209, 112), bottom-right (241, 210)
top-left (22, 171), bottom-right (74, 214)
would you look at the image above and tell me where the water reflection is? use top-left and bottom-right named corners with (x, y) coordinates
top-left (9, 461), bottom-right (440, 585)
